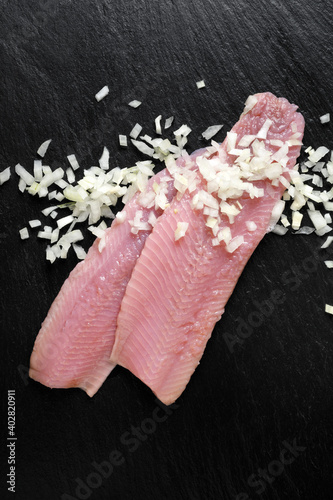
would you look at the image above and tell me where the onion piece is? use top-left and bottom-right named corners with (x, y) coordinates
top-left (99, 147), bottom-right (110, 170)
top-left (272, 225), bottom-right (289, 236)
top-left (57, 215), bottom-right (74, 229)
top-left (165, 116), bottom-right (174, 129)
top-left (29, 219), bottom-right (41, 228)
top-left (202, 125), bottom-right (223, 140)
top-left (119, 135), bottom-right (128, 147)
top-left (196, 80), bottom-right (205, 89)
top-left (308, 146), bottom-right (330, 163)
top-left (130, 123), bottom-right (142, 140)
top-left (131, 139), bottom-right (154, 156)
top-left (246, 221), bottom-right (257, 231)
top-left (293, 226), bottom-right (315, 235)
top-left (155, 115), bottom-right (162, 135)
top-left (257, 119), bottom-right (273, 139)
top-left (67, 154), bottom-right (80, 171)
top-left (320, 113), bottom-right (330, 124)
top-left (174, 222), bottom-right (189, 241)
top-left (95, 86), bottom-right (109, 102)
top-left (325, 304), bottom-right (333, 315)
top-left (0, 167), bottom-right (11, 185)
top-left (241, 95), bottom-right (258, 116)
top-left (307, 209), bottom-right (327, 231)
top-left (73, 244), bottom-right (86, 260)
top-left (128, 100), bottom-right (142, 108)
top-left (37, 139), bottom-right (52, 158)
top-left (268, 200), bottom-right (285, 232)
top-left (292, 211), bottom-right (303, 230)
top-left (226, 235), bottom-right (244, 253)
top-left (321, 236), bottom-right (333, 248)
top-left (15, 164), bottom-right (35, 185)
top-left (19, 227), bottom-right (29, 240)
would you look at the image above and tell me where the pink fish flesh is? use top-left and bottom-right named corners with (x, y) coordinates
top-left (110, 92), bottom-right (305, 405)
top-left (29, 151), bottom-right (203, 395)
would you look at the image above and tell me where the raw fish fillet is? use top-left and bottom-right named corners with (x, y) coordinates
top-left (29, 146), bottom-right (205, 395)
top-left (29, 168), bottom-right (175, 395)
top-left (110, 92), bottom-right (305, 405)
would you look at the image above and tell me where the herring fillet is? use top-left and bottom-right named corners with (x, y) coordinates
top-left (29, 169), bottom-right (174, 395)
top-left (29, 148), bottom-right (205, 395)
top-left (110, 93), bottom-right (305, 405)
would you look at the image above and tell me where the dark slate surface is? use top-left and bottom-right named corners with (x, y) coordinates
top-left (1, 1), bottom-right (333, 499)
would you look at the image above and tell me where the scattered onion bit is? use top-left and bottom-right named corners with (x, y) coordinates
top-left (119, 135), bottom-right (128, 147)
top-left (320, 113), bottom-right (330, 124)
top-left (95, 86), bottom-right (109, 102)
top-left (175, 222), bottom-right (189, 241)
top-left (325, 304), bottom-right (333, 315)
top-left (37, 139), bottom-right (52, 158)
top-left (202, 125), bottom-right (223, 141)
top-left (19, 227), bottom-right (29, 240)
top-left (128, 100), bottom-right (142, 108)
top-left (0, 167), bottom-right (11, 185)
top-left (196, 80), bottom-right (205, 89)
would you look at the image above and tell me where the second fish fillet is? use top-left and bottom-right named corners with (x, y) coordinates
top-left (110, 92), bottom-right (305, 405)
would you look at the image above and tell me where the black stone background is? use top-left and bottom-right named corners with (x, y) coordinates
top-left (1, 1), bottom-right (333, 499)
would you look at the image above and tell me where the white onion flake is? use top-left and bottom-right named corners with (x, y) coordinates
top-left (37, 139), bottom-right (52, 158)
top-left (95, 86), bottom-right (109, 102)
top-left (196, 80), bottom-right (205, 89)
top-left (325, 304), bottom-right (333, 315)
top-left (0, 167), bottom-right (11, 185)
top-left (174, 222), bottom-right (189, 241)
top-left (19, 227), bottom-right (29, 240)
top-left (202, 125), bottom-right (223, 140)
top-left (128, 100), bottom-right (142, 108)
top-left (320, 113), bottom-right (330, 124)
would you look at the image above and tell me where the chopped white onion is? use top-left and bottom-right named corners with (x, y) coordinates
top-left (37, 139), bottom-right (52, 158)
top-left (0, 167), bottom-right (11, 185)
top-left (15, 164), bottom-right (34, 185)
top-left (321, 236), bottom-right (333, 249)
top-left (246, 221), bottom-right (257, 231)
top-left (131, 139), bottom-right (154, 156)
top-left (268, 200), bottom-right (285, 232)
top-left (29, 219), bottom-right (41, 228)
top-left (130, 123), bottom-right (143, 140)
top-left (325, 304), bottom-right (333, 315)
top-left (99, 147), bottom-right (110, 170)
top-left (293, 227), bottom-right (315, 235)
top-left (272, 225), bottom-right (289, 236)
top-left (57, 215), bottom-right (74, 229)
top-left (196, 80), bottom-right (205, 89)
top-left (19, 227), bottom-right (29, 240)
top-left (165, 116), bottom-right (174, 129)
top-left (308, 146), bottom-right (330, 163)
top-left (202, 125), bottom-right (223, 140)
top-left (128, 100), bottom-right (142, 108)
top-left (257, 119), bottom-right (273, 140)
top-left (175, 222), bottom-right (189, 241)
top-left (73, 244), bottom-right (87, 260)
top-left (95, 86), bottom-right (109, 102)
top-left (320, 113), bottom-right (330, 124)
top-left (155, 115), bottom-right (162, 135)
top-left (226, 235), bottom-right (244, 253)
top-left (119, 135), bottom-right (128, 147)
top-left (67, 154), bottom-right (80, 171)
